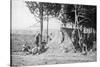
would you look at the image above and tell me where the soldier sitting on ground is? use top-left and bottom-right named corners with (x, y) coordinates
top-left (25, 33), bottom-right (40, 55)
top-left (28, 45), bottom-right (38, 55)
top-left (22, 43), bottom-right (30, 52)
top-left (38, 40), bottom-right (47, 54)
top-left (35, 33), bottom-right (47, 54)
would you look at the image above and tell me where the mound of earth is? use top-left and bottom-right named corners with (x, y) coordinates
top-left (45, 29), bottom-right (74, 55)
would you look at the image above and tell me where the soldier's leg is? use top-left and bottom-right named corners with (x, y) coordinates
top-left (82, 43), bottom-right (87, 55)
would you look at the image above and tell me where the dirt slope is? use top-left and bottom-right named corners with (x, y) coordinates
top-left (46, 29), bottom-right (74, 55)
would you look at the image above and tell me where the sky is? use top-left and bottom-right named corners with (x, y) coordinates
top-left (12, 0), bottom-right (37, 30)
top-left (12, 0), bottom-right (62, 30)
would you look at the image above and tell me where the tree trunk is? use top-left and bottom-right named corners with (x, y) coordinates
top-left (39, 4), bottom-right (43, 44)
top-left (74, 5), bottom-right (82, 52)
top-left (75, 5), bottom-right (83, 52)
top-left (47, 13), bottom-right (49, 43)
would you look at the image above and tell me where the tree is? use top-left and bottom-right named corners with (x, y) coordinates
top-left (73, 5), bottom-right (96, 53)
top-left (25, 1), bottom-right (62, 43)
top-left (25, 1), bottom-right (44, 44)
top-left (58, 4), bottom-right (75, 27)
top-left (42, 3), bottom-right (61, 43)
top-left (59, 4), bottom-right (96, 52)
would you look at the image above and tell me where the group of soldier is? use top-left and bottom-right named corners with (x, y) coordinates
top-left (22, 33), bottom-right (47, 55)
top-left (71, 27), bottom-right (96, 55)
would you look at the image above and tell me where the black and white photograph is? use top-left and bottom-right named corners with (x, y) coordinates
top-left (11, 0), bottom-right (97, 66)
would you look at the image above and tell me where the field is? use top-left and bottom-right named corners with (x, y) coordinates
top-left (11, 30), bottom-right (96, 67)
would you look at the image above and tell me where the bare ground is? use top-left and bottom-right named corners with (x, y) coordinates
top-left (11, 30), bottom-right (96, 67)
top-left (11, 51), bottom-right (96, 67)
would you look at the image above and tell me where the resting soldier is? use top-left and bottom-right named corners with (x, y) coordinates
top-left (22, 43), bottom-right (30, 52)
